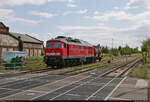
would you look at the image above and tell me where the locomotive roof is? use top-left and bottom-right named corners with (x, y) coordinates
top-left (47, 36), bottom-right (93, 47)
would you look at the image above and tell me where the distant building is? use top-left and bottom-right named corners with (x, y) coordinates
top-left (0, 22), bottom-right (44, 58)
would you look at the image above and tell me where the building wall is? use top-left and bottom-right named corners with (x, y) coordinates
top-left (24, 43), bottom-right (43, 49)
top-left (24, 43), bottom-right (43, 56)
top-left (0, 33), bottom-right (18, 57)
top-left (0, 23), bottom-right (43, 58)
top-left (0, 34), bottom-right (18, 47)
top-left (24, 48), bottom-right (43, 57)
top-left (0, 38), bottom-right (43, 57)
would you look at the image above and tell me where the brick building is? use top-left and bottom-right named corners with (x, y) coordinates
top-left (0, 22), bottom-right (44, 58)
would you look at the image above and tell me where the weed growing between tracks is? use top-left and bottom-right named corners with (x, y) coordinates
top-left (69, 60), bottom-right (123, 75)
top-left (132, 64), bottom-right (149, 79)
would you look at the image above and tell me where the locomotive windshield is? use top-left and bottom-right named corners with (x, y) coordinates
top-left (54, 43), bottom-right (61, 48)
top-left (46, 42), bottom-right (52, 48)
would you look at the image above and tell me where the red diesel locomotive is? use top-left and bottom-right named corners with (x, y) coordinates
top-left (44, 36), bottom-right (101, 68)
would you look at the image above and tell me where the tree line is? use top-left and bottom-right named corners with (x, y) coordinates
top-left (96, 38), bottom-right (150, 64)
top-left (98, 45), bottom-right (139, 56)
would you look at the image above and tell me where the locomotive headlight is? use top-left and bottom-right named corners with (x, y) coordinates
top-left (46, 53), bottom-right (51, 55)
top-left (46, 53), bottom-right (60, 55)
top-left (55, 53), bottom-right (60, 55)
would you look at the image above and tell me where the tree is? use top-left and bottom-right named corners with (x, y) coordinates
top-left (118, 46), bottom-right (122, 51)
top-left (111, 48), bottom-right (120, 56)
top-left (101, 46), bottom-right (109, 54)
top-left (132, 47), bottom-right (139, 53)
top-left (18, 36), bottom-right (24, 51)
top-left (120, 45), bottom-right (132, 56)
top-left (141, 38), bottom-right (150, 63)
top-left (96, 44), bottom-right (101, 48)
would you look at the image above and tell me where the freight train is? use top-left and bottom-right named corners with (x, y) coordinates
top-left (44, 36), bottom-right (102, 68)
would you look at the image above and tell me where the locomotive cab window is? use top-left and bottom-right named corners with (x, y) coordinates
top-left (54, 43), bottom-right (61, 48)
top-left (62, 44), bottom-right (66, 48)
top-left (46, 43), bottom-right (52, 48)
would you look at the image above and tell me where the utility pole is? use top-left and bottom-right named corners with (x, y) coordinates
top-left (148, 81), bottom-right (150, 102)
top-left (112, 38), bottom-right (114, 49)
top-left (125, 43), bottom-right (128, 63)
top-left (112, 38), bottom-right (114, 60)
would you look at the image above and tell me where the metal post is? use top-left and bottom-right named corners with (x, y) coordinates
top-left (112, 38), bottom-right (114, 61)
top-left (126, 55), bottom-right (127, 63)
top-left (14, 63), bottom-right (15, 73)
top-left (148, 80), bottom-right (150, 102)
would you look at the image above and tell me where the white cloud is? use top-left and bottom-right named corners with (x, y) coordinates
top-left (0, 9), bottom-right (41, 24)
top-left (86, 11), bottom-right (119, 21)
top-left (125, 0), bottom-right (150, 10)
top-left (0, 0), bottom-right (75, 6)
top-left (86, 11), bottom-right (130, 21)
top-left (77, 9), bottom-right (88, 14)
top-left (0, 9), bottom-right (13, 17)
top-left (94, 11), bottom-right (99, 15)
top-left (66, 3), bottom-right (77, 7)
top-left (30, 11), bottom-right (56, 19)
top-left (0, 0), bottom-right (48, 6)
top-left (57, 16), bottom-right (150, 48)
top-left (48, 0), bottom-right (75, 3)
top-left (83, 8), bottom-right (150, 48)
top-left (63, 9), bottom-right (88, 16)
top-left (86, 10), bottom-right (150, 26)
top-left (113, 6), bottom-right (119, 10)
top-left (9, 17), bottom-right (41, 24)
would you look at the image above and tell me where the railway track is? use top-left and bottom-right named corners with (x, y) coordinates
top-left (100, 57), bottom-right (141, 78)
top-left (31, 57), bottom-right (141, 100)
top-left (22, 59), bottom-right (110, 74)
top-left (0, 57), bottom-right (141, 100)
top-left (23, 56), bottom-right (137, 76)
top-left (58, 57), bottom-right (139, 75)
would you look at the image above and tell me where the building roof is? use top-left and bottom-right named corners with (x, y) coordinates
top-left (0, 22), bottom-right (7, 28)
top-left (10, 32), bottom-right (43, 44)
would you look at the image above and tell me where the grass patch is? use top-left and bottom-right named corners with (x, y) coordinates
top-left (0, 66), bottom-right (4, 70)
top-left (0, 54), bottom-right (130, 72)
top-left (69, 59), bottom-right (123, 75)
top-left (132, 64), bottom-right (148, 79)
top-left (18, 56), bottom-right (46, 71)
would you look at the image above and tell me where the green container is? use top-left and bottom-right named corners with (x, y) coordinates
top-left (8, 58), bottom-right (21, 69)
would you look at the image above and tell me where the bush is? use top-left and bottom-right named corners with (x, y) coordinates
top-left (132, 65), bottom-right (148, 79)
top-left (141, 38), bottom-right (150, 64)
top-left (0, 66), bottom-right (4, 70)
top-left (18, 56), bottom-right (46, 71)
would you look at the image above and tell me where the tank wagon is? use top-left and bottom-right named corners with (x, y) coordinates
top-left (44, 36), bottom-right (101, 68)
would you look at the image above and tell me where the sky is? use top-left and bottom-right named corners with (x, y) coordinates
top-left (0, 0), bottom-right (150, 49)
